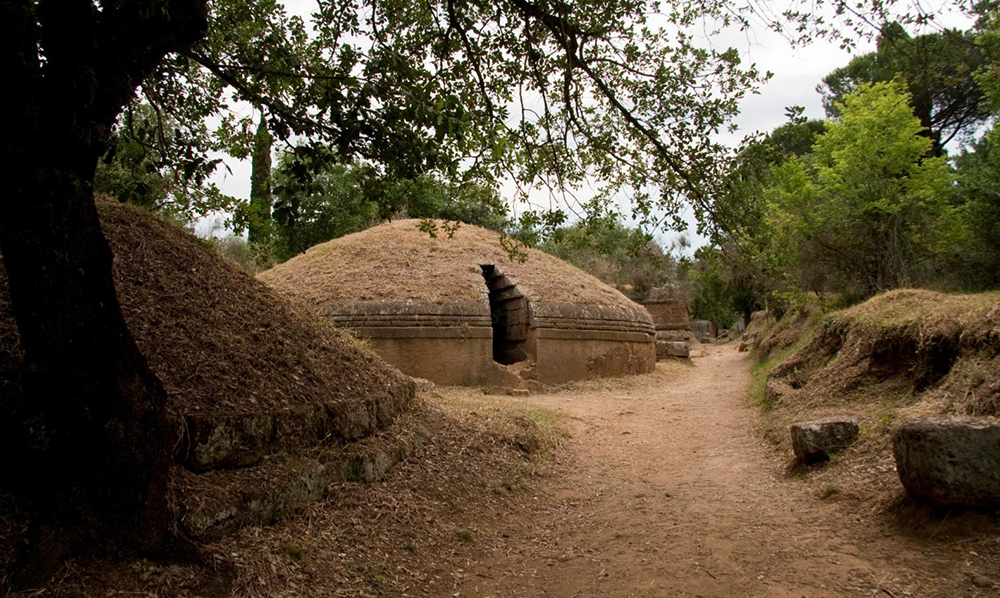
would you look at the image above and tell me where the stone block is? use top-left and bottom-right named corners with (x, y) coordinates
top-left (893, 417), bottom-right (1000, 508)
top-left (656, 340), bottom-right (690, 358)
top-left (690, 319), bottom-right (717, 343)
top-left (790, 417), bottom-right (859, 464)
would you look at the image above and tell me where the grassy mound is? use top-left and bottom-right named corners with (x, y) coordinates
top-left (0, 199), bottom-right (413, 458)
top-left (257, 218), bottom-right (649, 320)
top-left (751, 289), bottom-right (1000, 509)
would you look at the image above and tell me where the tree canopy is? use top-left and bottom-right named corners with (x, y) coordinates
top-left (263, 157), bottom-right (509, 262)
top-left (110, 0), bottom-right (773, 236)
top-left (781, 81), bottom-right (954, 294)
top-left (818, 25), bottom-right (991, 155)
top-left (540, 216), bottom-right (680, 301)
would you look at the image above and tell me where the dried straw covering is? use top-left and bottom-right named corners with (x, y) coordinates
top-left (257, 219), bottom-right (648, 319)
top-left (0, 199), bottom-right (410, 419)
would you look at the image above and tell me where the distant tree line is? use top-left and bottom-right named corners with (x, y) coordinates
top-left (687, 16), bottom-right (1000, 323)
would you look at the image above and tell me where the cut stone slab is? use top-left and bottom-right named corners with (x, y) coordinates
top-left (790, 417), bottom-right (859, 464)
top-left (656, 340), bottom-right (690, 359)
top-left (656, 329), bottom-right (697, 343)
top-left (893, 417), bottom-right (1000, 508)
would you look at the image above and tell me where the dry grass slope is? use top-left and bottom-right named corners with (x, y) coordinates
top-left (0, 199), bottom-right (412, 420)
top-left (0, 199), bottom-right (419, 587)
top-left (751, 289), bottom-right (1000, 514)
top-left (257, 218), bottom-right (649, 321)
top-left (6, 390), bottom-right (568, 597)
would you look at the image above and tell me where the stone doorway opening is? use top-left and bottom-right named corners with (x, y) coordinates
top-left (480, 265), bottom-right (529, 364)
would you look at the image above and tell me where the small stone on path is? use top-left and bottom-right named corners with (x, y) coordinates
top-left (790, 417), bottom-right (859, 464)
top-left (657, 340), bottom-right (690, 359)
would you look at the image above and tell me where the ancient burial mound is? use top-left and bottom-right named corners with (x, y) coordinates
top-left (258, 219), bottom-right (656, 386)
top-left (0, 199), bottom-right (417, 541)
top-left (752, 289), bottom-right (1000, 510)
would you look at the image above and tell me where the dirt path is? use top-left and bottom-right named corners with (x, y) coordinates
top-left (446, 344), bottom-right (987, 598)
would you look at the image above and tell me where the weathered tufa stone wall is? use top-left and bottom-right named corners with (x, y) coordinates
top-left (641, 299), bottom-right (690, 329)
top-left (326, 301), bottom-right (520, 387)
top-left (530, 303), bottom-right (656, 383)
top-left (640, 298), bottom-right (697, 358)
top-left (327, 298), bottom-right (656, 387)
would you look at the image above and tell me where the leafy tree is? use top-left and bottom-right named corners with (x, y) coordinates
top-left (770, 80), bottom-right (955, 296)
top-left (683, 246), bottom-right (740, 328)
top-left (953, 128), bottom-right (1000, 287)
top-left (114, 0), bottom-right (773, 237)
top-left (703, 111), bottom-right (827, 319)
top-left (818, 25), bottom-right (991, 156)
top-left (398, 178), bottom-right (509, 231)
top-left (974, 8), bottom-right (1000, 109)
top-left (94, 103), bottom-right (237, 221)
top-left (269, 159), bottom-right (378, 261)
top-left (268, 158), bottom-right (510, 261)
top-left (947, 8), bottom-right (1000, 287)
top-left (541, 217), bottom-right (678, 300)
top-left (247, 113), bottom-right (274, 248)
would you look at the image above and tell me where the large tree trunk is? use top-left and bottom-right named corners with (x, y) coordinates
top-left (0, 0), bottom-right (208, 582)
top-left (1, 148), bottom-right (176, 576)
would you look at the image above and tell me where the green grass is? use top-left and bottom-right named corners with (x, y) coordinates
top-left (749, 329), bottom-right (816, 412)
top-left (969, 365), bottom-right (987, 387)
top-left (842, 289), bottom-right (1000, 330)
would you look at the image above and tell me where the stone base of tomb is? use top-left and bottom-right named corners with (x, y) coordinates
top-left (329, 301), bottom-right (656, 387)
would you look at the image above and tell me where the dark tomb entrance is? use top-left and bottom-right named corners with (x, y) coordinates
top-left (480, 265), bottom-right (529, 364)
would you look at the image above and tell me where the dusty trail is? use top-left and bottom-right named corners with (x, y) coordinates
top-left (446, 344), bottom-right (977, 598)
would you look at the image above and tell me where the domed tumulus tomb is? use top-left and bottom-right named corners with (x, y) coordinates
top-left (258, 220), bottom-right (656, 386)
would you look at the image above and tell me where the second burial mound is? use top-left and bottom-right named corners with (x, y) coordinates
top-left (0, 199), bottom-right (417, 540)
top-left (258, 220), bottom-right (656, 386)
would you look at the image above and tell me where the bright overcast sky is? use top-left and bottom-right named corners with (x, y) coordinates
top-left (204, 1), bottom-right (967, 250)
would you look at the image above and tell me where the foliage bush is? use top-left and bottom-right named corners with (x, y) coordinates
top-left (539, 216), bottom-right (680, 302)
